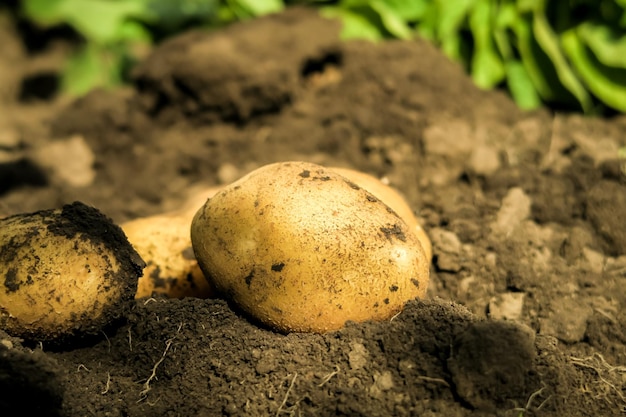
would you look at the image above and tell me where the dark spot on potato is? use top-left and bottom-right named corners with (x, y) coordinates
top-left (150, 266), bottom-right (162, 280)
top-left (150, 267), bottom-right (175, 289)
top-left (319, 176), bottom-right (331, 181)
top-left (373, 302), bottom-right (379, 308)
top-left (181, 246), bottom-right (196, 261)
top-left (380, 224), bottom-right (407, 242)
top-left (411, 278), bottom-right (420, 288)
top-left (233, 185), bottom-right (241, 190)
top-left (366, 194), bottom-right (379, 203)
top-left (254, 200), bottom-right (260, 207)
top-left (384, 206), bottom-right (402, 220)
top-left (389, 284), bottom-right (399, 292)
top-left (271, 263), bottom-right (285, 272)
top-left (344, 180), bottom-right (360, 190)
top-left (299, 170), bottom-right (311, 178)
top-left (383, 298), bottom-right (390, 304)
top-left (245, 271), bottom-right (254, 287)
top-left (4, 267), bottom-right (20, 292)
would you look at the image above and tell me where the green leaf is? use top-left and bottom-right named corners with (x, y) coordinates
top-left (511, 16), bottom-right (552, 98)
top-left (414, 5), bottom-right (437, 41)
top-left (511, 14), bottom-right (580, 109)
top-left (234, 0), bottom-right (283, 16)
top-left (436, 0), bottom-right (474, 39)
top-left (469, 0), bottom-right (505, 88)
top-left (578, 21), bottom-right (626, 68)
top-left (62, 44), bottom-right (122, 95)
top-left (505, 59), bottom-right (542, 109)
top-left (532, 11), bottom-right (592, 112)
top-left (436, 0), bottom-right (475, 60)
top-left (22, 0), bottom-right (66, 24)
top-left (321, 7), bottom-right (383, 41)
top-left (27, 0), bottom-right (153, 44)
top-left (495, 2), bottom-right (518, 29)
top-left (370, 0), bottom-right (413, 39)
top-left (380, 0), bottom-right (429, 21)
top-left (516, 0), bottom-right (543, 14)
top-left (115, 20), bottom-right (152, 43)
top-left (562, 29), bottom-right (626, 111)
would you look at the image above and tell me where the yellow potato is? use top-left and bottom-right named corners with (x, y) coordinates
top-left (191, 161), bottom-right (430, 333)
top-left (329, 167), bottom-right (432, 261)
top-left (0, 202), bottom-right (144, 343)
top-left (124, 186), bottom-right (221, 299)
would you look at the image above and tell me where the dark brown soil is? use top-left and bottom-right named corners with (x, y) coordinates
top-left (2, 6), bottom-right (626, 417)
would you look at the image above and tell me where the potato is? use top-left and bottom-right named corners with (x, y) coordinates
top-left (191, 161), bottom-right (430, 333)
top-left (0, 202), bottom-right (145, 343)
top-left (329, 167), bottom-right (432, 261)
top-left (125, 186), bottom-right (220, 299)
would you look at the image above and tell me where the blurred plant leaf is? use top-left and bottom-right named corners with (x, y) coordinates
top-left (469, 0), bottom-right (505, 88)
top-left (562, 28), bottom-right (626, 111)
top-left (321, 7), bottom-right (383, 41)
top-left (381, 0), bottom-right (428, 21)
top-left (24, 0), bottom-right (153, 44)
top-left (505, 59), bottom-right (541, 109)
top-left (532, 10), bottom-right (592, 112)
top-left (234, 0), bottom-right (283, 16)
top-left (369, 0), bottom-right (413, 39)
top-left (578, 21), bottom-right (626, 68)
top-left (61, 44), bottom-right (120, 95)
top-left (436, 0), bottom-right (474, 60)
top-left (511, 16), bottom-right (551, 98)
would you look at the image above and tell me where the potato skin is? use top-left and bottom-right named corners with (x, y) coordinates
top-left (125, 186), bottom-right (220, 299)
top-left (329, 167), bottom-right (432, 261)
top-left (191, 162), bottom-right (430, 333)
top-left (0, 202), bottom-right (145, 343)
top-left (125, 214), bottom-right (213, 299)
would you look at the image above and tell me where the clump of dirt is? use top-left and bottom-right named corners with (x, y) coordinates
top-left (1, 6), bottom-right (626, 417)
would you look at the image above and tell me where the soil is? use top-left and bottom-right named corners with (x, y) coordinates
top-left (2, 6), bottom-right (626, 417)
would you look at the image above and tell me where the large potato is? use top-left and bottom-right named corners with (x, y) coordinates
top-left (125, 186), bottom-right (220, 299)
top-left (191, 161), bottom-right (430, 333)
top-left (0, 202), bottom-right (145, 343)
top-left (329, 167), bottom-right (432, 261)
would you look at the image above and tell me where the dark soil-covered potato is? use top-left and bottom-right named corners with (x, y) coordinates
top-left (0, 202), bottom-right (145, 343)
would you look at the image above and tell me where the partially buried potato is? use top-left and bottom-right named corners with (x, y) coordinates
top-left (124, 215), bottom-right (211, 299)
top-left (0, 202), bottom-right (145, 343)
top-left (121, 187), bottom-right (219, 298)
top-left (124, 186), bottom-right (220, 299)
top-left (191, 161), bottom-right (430, 333)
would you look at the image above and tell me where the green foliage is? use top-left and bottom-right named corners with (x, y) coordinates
top-left (321, 0), bottom-right (626, 113)
top-left (21, 0), bottom-right (283, 95)
top-left (20, 0), bottom-right (626, 113)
